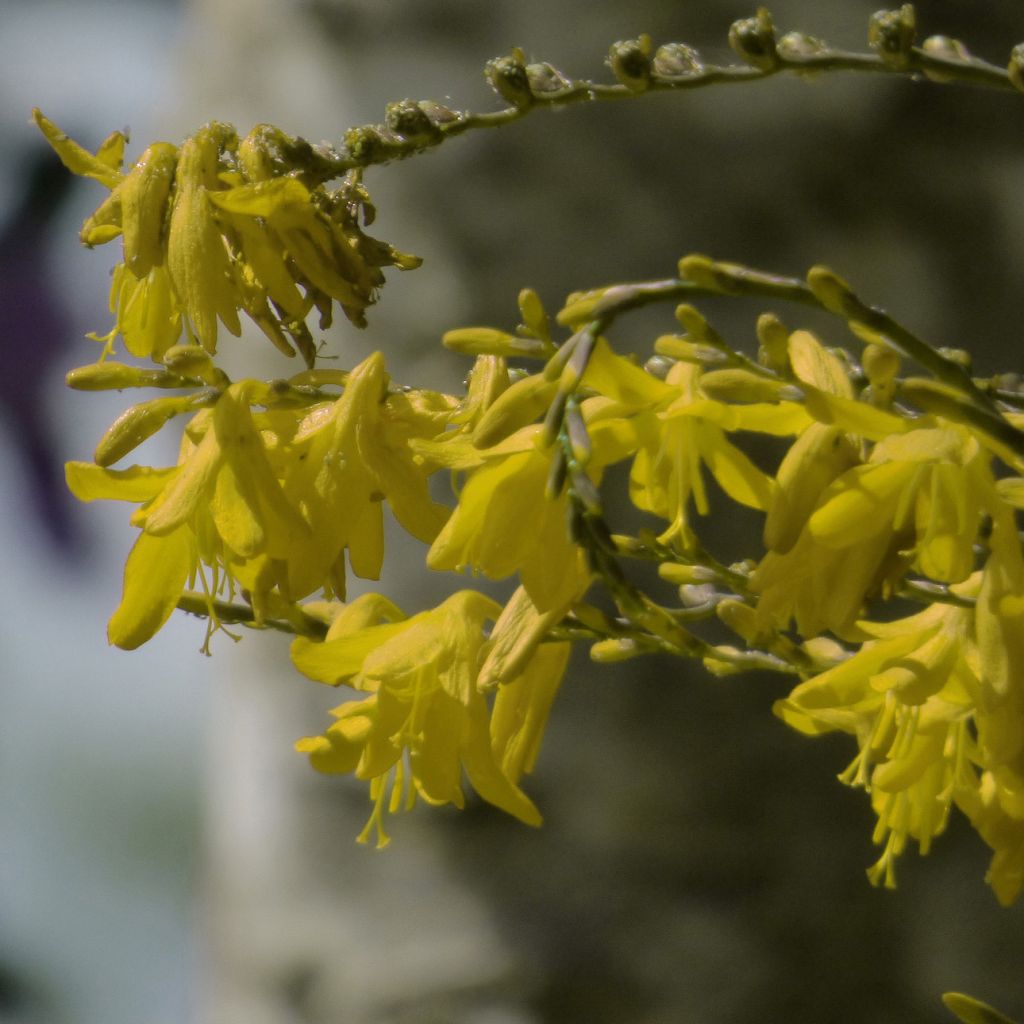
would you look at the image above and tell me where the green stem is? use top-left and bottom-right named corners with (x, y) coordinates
top-left (314, 39), bottom-right (1020, 178)
top-left (177, 593), bottom-right (328, 639)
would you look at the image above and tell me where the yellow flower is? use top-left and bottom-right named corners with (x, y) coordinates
top-left (426, 397), bottom-right (642, 611)
top-left (775, 597), bottom-right (978, 890)
top-left (68, 380), bottom-right (308, 647)
top-left (629, 360), bottom-right (799, 550)
top-left (292, 591), bottom-right (568, 846)
top-left (35, 111), bottom-right (419, 365)
top-left (957, 769), bottom-right (1024, 906)
top-left (67, 352), bottom-right (455, 646)
top-left (754, 422), bottom-right (995, 638)
top-left (278, 351), bottom-right (451, 598)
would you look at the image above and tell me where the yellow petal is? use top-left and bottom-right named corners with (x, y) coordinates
top-left (65, 462), bottom-right (178, 503)
top-left (808, 461), bottom-right (910, 548)
top-left (107, 526), bottom-right (195, 649)
top-left (788, 329), bottom-right (853, 397)
top-left (32, 109), bottom-right (122, 189)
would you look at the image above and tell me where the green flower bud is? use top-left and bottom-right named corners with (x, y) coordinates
top-left (443, 327), bottom-right (548, 358)
top-left (776, 32), bottom-right (828, 61)
top-left (343, 125), bottom-right (393, 164)
top-left (643, 354), bottom-right (674, 379)
top-left (700, 368), bottom-right (789, 403)
top-left (729, 8), bottom-right (778, 72)
top-left (416, 100), bottom-right (461, 126)
top-left (756, 313), bottom-right (790, 373)
top-left (861, 343), bottom-right (901, 389)
top-left (657, 562), bottom-right (717, 585)
top-left (517, 287), bottom-right (551, 342)
top-left (806, 265), bottom-right (858, 316)
top-left (608, 35), bottom-right (652, 92)
top-left (526, 61), bottom-right (573, 97)
top-left (716, 598), bottom-right (760, 643)
top-left (937, 346), bottom-right (972, 371)
top-left (1009, 44), bottom-right (1024, 93)
top-left (921, 35), bottom-right (971, 83)
top-left (868, 5), bottom-right (916, 71)
top-left (484, 51), bottom-right (533, 108)
top-left (94, 394), bottom-right (197, 467)
top-left (161, 344), bottom-right (226, 385)
top-left (677, 253), bottom-right (731, 292)
top-left (590, 638), bottom-right (641, 663)
top-left (674, 303), bottom-right (712, 340)
top-left (66, 362), bottom-right (177, 391)
top-left (651, 42), bottom-right (703, 79)
top-left (384, 99), bottom-right (442, 145)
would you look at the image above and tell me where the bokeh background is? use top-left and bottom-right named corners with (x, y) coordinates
top-left (2, 1), bottom-right (1023, 1022)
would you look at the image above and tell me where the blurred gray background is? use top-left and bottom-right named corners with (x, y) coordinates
top-left (2, 1), bottom-right (1023, 1022)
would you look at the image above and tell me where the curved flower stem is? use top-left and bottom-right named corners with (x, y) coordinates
top-left (311, 32), bottom-right (1021, 178)
top-left (546, 255), bottom-right (1024, 462)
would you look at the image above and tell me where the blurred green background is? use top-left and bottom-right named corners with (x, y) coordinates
top-left (1, 1), bottom-right (1022, 1022)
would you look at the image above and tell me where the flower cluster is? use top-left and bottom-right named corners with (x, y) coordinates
top-left (34, 111), bottom-right (419, 365)
top-left (67, 352), bottom-right (450, 649)
top-left (61, 238), bottom-right (1024, 899)
top-left (292, 590), bottom-right (571, 845)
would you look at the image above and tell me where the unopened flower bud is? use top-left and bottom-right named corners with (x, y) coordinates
top-left (756, 313), bottom-right (790, 373)
top-left (652, 42), bottom-right (703, 79)
top-left (677, 254), bottom-right (730, 292)
top-left (861, 342), bottom-right (901, 391)
top-left (938, 346), bottom-right (972, 371)
top-left (729, 8), bottom-right (778, 72)
top-left (517, 287), bottom-right (551, 341)
top-left (608, 36), bottom-right (652, 92)
top-left (700, 368), bottom-right (788, 402)
top-left (443, 327), bottom-right (547, 358)
top-left (658, 563), bottom-right (717, 585)
top-left (485, 52), bottom-right (533, 108)
top-left (806, 265), bottom-right (858, 317)
top-left (94, 395), bottom-right (196, 467)
top-left (344, 125), bottom-right (392, 164)
top-left (868, 5), bottom-right (916, 71)
top-left (385, 99), bottom-right (442, 145)
top-left (644, 354), bottom-right (674, 379)
top-left (526, 61), bottom-right (573, 97)
top-left (777, 32), bottom-right (828, 61)
top-left (416, 100), bottom-right (461, 126)
top-left (565, 404), bottom-right (591, 467)
top-left (716, 598), bottom-right (759, 642)
top-left (590, 637), bottom-right (641, 662)
top-left (921, 35), bottom-right (971, 83)
top-left (1009, 44), bottom-right (1024, 93)
top-left (66, 362), bottom-right (175, 391)
top-left (162, 344), bottom-right (225, 385)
